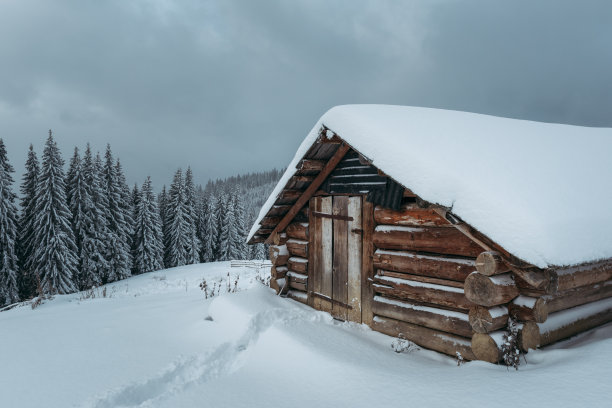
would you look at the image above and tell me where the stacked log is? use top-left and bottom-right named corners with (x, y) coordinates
top-left (464, 251), bottom-right (520, 362)
top-left (535, 297), bottom-right (612, 347)
top-left (469, 251), bottom-right (612, 362)
top-left (283, 221), bottom-right (310, 301)
top-left (369, 205), bottom-right (480, 359)
top-left (268, 244), bottom-right (289, 295)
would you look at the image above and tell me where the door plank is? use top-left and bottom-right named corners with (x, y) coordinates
top-left (320, 196), bottom-right (333, 313)
top-left (308, 197), bottom-right (320, 309)
top-left (332, 196), bottom-right (349, 320)
top-left (347, 196), bottom-right (362, 323)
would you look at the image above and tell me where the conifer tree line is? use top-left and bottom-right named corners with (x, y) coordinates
top-left (0, 132), bottom-right (278, 306)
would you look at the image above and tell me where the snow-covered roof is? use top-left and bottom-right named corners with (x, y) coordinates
top-left (249, 105), bottom-right (612, 268)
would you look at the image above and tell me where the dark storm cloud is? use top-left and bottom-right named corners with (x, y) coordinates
top-left (0, 0), bottom-right (610, 187)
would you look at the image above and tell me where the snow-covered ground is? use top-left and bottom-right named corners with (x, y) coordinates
top-left (1, 262), bottom-right (611, 408)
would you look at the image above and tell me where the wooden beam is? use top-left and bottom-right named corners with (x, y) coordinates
top-left (265, 143), bottom-right (351, 244)
top-left (297, 159), bottom-right (325, 174)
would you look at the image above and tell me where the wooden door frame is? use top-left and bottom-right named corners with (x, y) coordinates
top-left (308, 194), bottom-right (371, 324)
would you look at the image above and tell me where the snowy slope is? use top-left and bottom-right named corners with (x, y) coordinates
top-left (1, 262), bottom-right (611, 408)
top-left (249, 105), bottom-right (612, 268)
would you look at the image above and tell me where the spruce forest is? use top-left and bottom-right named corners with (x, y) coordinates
top-left (0, 132), bottom-right (279, 306)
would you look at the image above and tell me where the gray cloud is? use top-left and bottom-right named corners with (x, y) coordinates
top-left (0, 0), bottom-right (610, 188)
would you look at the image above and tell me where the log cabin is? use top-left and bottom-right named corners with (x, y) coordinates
top-left (247, 105), bottom-right (612, 363)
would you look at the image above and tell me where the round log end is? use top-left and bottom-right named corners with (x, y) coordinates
top-left (469, 306), bottom-right (493, 333)
top-left (519, 321), bottom-right (540, 351)
top-left (475, 251), bottom-right (509, 276)
top-left (465, 272), bottom-right (519, 307)
top-left (472, 333), bottom-right (502, 363)
top-left (465, 273), bottom-right (496, 307)
top-left (533, 298), bottom-right (548, 323)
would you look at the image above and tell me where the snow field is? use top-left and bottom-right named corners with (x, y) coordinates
top-left (1, 262), bottom-right (611, 408)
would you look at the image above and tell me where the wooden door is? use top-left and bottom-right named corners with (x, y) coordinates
top-left (308, 196), bottom-right (362, 322)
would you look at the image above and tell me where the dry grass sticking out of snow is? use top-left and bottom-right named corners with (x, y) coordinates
top-left (1, 262), bottom-right (611, 408)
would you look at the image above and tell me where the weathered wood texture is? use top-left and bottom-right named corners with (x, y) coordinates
top-left (536, 297), bottom-right (612, 347)
top-left (551, 260), bottom-right (612, 293)
top-left (372, 316), bottom-right (476, 360)
top-left (269, 245), bottom-right (289, 266)
top-left (464, 272), bottom-right (519, 307)
top-left (287, 290), bottom-right (308, 305)
top-left (376, 269), bottom-right (464, 289)
top-left (287, 257), bottom-right (308, 274)
top-left (373, 274), bottom-right (474, 311)
top-left (373, 204), bottom-right (452, 227)
top-left (297, 159), bottom-right (325, 175)
top-left (475, 251), bottom-right (510, 276)
top-left (372, 249), bottom-right (475, 282)
top-left (272, 232), bottom-right (288, 246)
top-left (471, 332), bottom-right (503, 363)
top-left (260, 216), bottom-right (282, 228)
top-left (271, 266), bottom-right (288, 280)
top-left (511, 267), bottom-right (551, 292)
top-left (276, 189), bottom-right (302, 205)
top-left (286, 239), bottom-right (308, 258)
top-left (361, 200), bottom-right (375, 325)
top-left (286, 222), bottom-right (309, 241)
top-left (469, 306), bottom-right (509, 333)
top-left (309, 196), bottom-right (333, 313)
top-left (287, 272), bottom-right (308, 292)
top-left (347, 196), bottom-right (362, 323)
top-left (373, 225), bottom-right (483, 257)
top-left (332, 196), bottom-right (349, 321)
top-left (373, 296), bottom-right (472, 337)
top-left (308, 197), bottom-right (319, 309)
top-left (544, 280), bottom-right (612, 314)
top-left (509, 296), bottom-right (548, 323)
top-left (519, 321), bottom-right (540, 351)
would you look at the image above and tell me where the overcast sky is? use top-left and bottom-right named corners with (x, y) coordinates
top-left (0, 0), bottom-right (610, 188)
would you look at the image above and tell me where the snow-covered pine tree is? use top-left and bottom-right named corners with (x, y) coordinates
top-left (232, 188), bottom-right (248, 260)
top-left (198, 193), bottom-right (216, 262)
top-left (17, 144), bottom-right (40, 299)
top-left (214, 192), bottom-right (227, 261)
top-left (165, 169), bottom-right (188, 267)
top-left (133, 177), bottom-right (164, 274)
top-left (218, 190), bottom-right (241, 261)
top-left (184, 167), bottom-right (200, 264)
top-left (66, 147), bottom-right (87, 278)
top-left (32, 131), bottom-right (78, 295)
top-left (130, 183), bottom-right (141, 275)
top-left (78, 146), bottom-right (109, 288)
top-left (251, 242), bottom-right (267, 260)
top-left (0, 139), bottom-right (19, 306)
top-left (102, 145), bottom-right (132, 282)
top-left (158, 185), bottom-right (168, 232)
top-left (116, 159), bottom-right (135, 271)
top-left (205, 194), bottom-right (219, 262)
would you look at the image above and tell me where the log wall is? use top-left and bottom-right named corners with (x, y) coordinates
top-left (369, 203), bottom-right (480, 360)
top-left (268, 197), bottom-right (612, 364)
